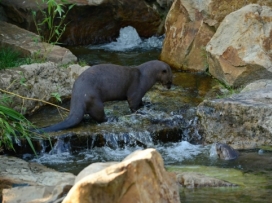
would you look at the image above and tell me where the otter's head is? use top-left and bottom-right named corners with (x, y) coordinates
top-left (158, 62), bottom-right (173, 89)
top-left (215, 143), bottom-right (238, 160)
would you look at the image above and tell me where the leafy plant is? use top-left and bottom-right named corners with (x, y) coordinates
top-left (51, 92), bottom-right (62, 103)
top-left (0, 104), bottom-right (38, 154)
top-left (32, 0), bottom-right (74, 45)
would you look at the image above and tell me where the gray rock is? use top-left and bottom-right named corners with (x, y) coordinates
top-left (197, 79), bottom-right (272, 149)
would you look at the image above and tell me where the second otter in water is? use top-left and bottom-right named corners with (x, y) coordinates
top-left (39, 60), bottom-right (173, 133)
top-left (216, 143), bottom-right (239, 160)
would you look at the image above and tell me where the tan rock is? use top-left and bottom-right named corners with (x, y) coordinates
top-left (160, 0), bottom-right (272, 72)
top-left (207, 0), bottom-right (272, 24)
top-left (206, 4), bottom-right (272, 87)
top-left (160, 0), bottom-right (215, 71)
top-left (63, 148), bottom-right (180, 203)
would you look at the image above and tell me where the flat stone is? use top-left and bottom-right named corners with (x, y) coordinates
top-left (0, 21), bottom-right (77, 65)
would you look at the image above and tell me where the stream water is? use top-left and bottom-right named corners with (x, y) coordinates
top-left (26, 26), bottom-right (272, 202)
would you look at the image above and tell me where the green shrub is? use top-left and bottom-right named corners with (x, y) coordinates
top-left (0, 104), bottom-right (44, 155)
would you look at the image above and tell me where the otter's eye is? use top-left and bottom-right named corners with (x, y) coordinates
top-left (162, 70), bottom-right (167, 73)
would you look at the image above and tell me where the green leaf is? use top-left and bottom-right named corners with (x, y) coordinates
top-left (56, 5), bottom-right (64, 17)
top-left (25, 136), bottom-right (37, 156)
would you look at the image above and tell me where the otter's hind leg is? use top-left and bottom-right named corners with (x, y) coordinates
top-left (127, 92), bottom-right (144, 113)
top-left (87, 99), bottom-right (107, 123)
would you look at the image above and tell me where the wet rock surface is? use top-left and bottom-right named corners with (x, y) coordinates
top-left (197, 79), bottom-right (272, 149)
top-left (176, 172), bottom-right (237, 188)
top-left (168, 164), bottom-right (271, 202)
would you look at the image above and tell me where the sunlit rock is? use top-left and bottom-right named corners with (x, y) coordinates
top-left (160, 0), bottom-right (215, 71)
top-left (160, 0), bottom-right (272, 72)
top-left (75, 162), bottom-right (119, 184)
top-left (63, 148), bottom-right (180, 203)
top-left (197, 79), bottom-right (272, 149)
top-left (206, 4), bottom-right (272, 87)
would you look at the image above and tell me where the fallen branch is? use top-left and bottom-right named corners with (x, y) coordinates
top-left (0, 88), bottom-right (69, 112)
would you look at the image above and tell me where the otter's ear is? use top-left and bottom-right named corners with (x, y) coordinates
top-left (162, 69), bottom-right (167, 73)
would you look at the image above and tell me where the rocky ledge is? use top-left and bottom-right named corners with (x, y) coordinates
top-left (197, 79), bottom-right (272, 149)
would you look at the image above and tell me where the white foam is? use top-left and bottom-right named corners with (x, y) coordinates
top-left (157, 141), bottom-right (206, 164)
top-left (88, 26), bottom-right (164, 51)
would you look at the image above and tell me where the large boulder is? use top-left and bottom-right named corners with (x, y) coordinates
top-left (0, 62), bottom-right (88, 115)
top-left (160, 0), bottom-right (272, 72)
top-left (160, 0), bottom-right (215, 71)
top-left (0, 0), bottom-right (167, 45)
top-left (62, 148), bottom-right (180, 203)
top-left (206, 4), bottom-right (272, 87)
top-left (197, 79), bottom-right (272, 149)
top-left (0, 21), bottom-right (77, 65)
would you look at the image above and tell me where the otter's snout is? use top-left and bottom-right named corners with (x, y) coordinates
top-left (164, 81), bottom-right (172, 89)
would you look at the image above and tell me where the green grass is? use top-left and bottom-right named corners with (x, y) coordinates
top-left (0, 47), bottom-right (34, 70)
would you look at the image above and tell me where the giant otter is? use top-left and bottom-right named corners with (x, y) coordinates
top-left (216, 143), bottom-right (239, 160)
top-left (39, 60), bottom-right (172, 133)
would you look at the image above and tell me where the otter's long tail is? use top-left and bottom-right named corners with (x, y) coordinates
top-left (37, 110), bottom-right (84, 133)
